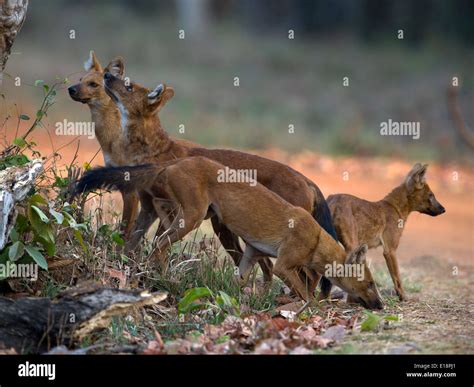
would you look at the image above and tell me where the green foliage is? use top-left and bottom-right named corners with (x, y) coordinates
top-left (361, 311), bottom-right (399, 332)
top-left (0, 191), bottom-right (89, 280)
top-left (0, 78), bottom-right (88, 280)
top-left (0, 154), bottom-right (30, 170)
top-left (178, 286), bottom-right (240, 323)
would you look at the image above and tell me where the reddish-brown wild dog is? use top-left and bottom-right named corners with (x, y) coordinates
top-left (327, 163), bottom-right (445, 300)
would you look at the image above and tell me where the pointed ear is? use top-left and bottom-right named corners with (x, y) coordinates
top-left (104, 56), bottom-right (125, 78)
top-left (346, 244), bottom-right (368, 265)
top-left (406, 163), bottom-right (428, 191)
top-left (148, 84), bottom-right (174, 111)
top-left (84, 50), bottom-right (102, 72)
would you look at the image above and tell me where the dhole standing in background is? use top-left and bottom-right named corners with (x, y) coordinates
top-left (327, 163), bottom-right (445, 300)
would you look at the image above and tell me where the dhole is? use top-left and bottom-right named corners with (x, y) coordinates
top-left (75, 158), bottom-right (384, 310)
top-left (327, 163), bottom-right (445, 300)
top-left (68, 51), bottom-right (196, 236)
top-left (102, 71), bottom-right (338, 296)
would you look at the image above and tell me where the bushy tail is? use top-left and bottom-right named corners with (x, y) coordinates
top-left (74, 164), bottom-right (161, 196)
top-left (311, 185), bottom-right (339, 297)
top-left (312, 188), bottom-right (338, 242)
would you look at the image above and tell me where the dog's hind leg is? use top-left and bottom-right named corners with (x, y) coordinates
top-left (238, 245), bottom-right (268, 287)
top-left (211, 216), bottom-right (274, 283)
top-left (125, 192), bottom-right (157, 253)
top-left (121, 190), bottom-right (140, 239)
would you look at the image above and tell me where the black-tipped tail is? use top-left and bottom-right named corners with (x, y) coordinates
top-left (74, 164), bottom-right (158, 196)
top-left (311, 186), bottom-right (339, 298)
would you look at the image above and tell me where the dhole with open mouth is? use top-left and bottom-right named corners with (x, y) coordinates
top-left (75, 158), bottom-right (384, 310)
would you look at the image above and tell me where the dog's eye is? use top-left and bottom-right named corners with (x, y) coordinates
top-left (88, 82), bottom-right (99, 88)
top-left (126, 85), bottom-right (133, 92)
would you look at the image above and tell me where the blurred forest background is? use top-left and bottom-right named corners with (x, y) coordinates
top-left (1, 0), bottom-right (473, 163)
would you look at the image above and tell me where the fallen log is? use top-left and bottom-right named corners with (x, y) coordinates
top-left (0, 282), bottom-right (167, 354)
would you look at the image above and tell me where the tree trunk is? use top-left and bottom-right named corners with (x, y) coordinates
top-left (0, 0), bottom-right (28, 81)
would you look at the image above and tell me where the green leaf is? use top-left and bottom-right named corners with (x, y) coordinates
top-left (43, 84), bottom-right (50, 93)
top-left (19, 114), bottom-right (30, 121)
top-left (361, 311), bottom-right (382, 332)
top-left (383, 315), bottom-right (399, 321)
top-left (36, 235), bottom-right (55, 256)
top-left (15, 214), bottom-right (29, 234)
top-left (9, 228), bottom-right (19, 243)
top-left (34, 80), bottom-right (44, 87)
top-left (49, 208), bottom-right (64, 224)
top-left (0, 154), bottom-right (29, 170)
top-left (29, 194), bottom-right (48, 206)
top-left (178, 287), bottom-right (213, 314)
top-left (31, 205), bottom-right (50, 223)
top-left (53, 176), bottom-right (68, 189)
top-left (8, 241), bottom-right (24, 262)
top-left (111, 231), bottom-right (125, 246)
top-left (74, 230), bottom-right (87, 253)
top-left (216, 335), bottom-right (230, 344)
top-left (62, 211), bottom-right (77, 227)
top-left (13, 137), bottom-right (27, 147)
top-left (25, 245), bottom-right (48, 270)
top-left (120, 254), bottom-right (129, 263)
top-left (98, 224), bottom-right (111, 235)
top-left (216, 291), bottom-right (240, 316)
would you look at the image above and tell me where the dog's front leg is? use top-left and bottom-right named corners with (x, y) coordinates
top-left (383, 249), bottom-right (406, 301)
top-left (273, 257), bottom-right (313, 302)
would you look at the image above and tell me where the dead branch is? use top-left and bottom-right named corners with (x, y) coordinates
top-left (0, 159), bottom-right (43, 249)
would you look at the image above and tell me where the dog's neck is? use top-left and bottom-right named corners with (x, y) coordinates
top-left (311, 230), bottom-right (348, 273)
top-left (88, 99), bottom-right (121, 155)
top-left (381, 184), bottom-right (411, 220)
top-left (127, 113), bottom-right (184, 159)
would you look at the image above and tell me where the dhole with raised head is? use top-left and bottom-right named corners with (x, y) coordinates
top-left (327, 163), bottom-right (445, 300)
